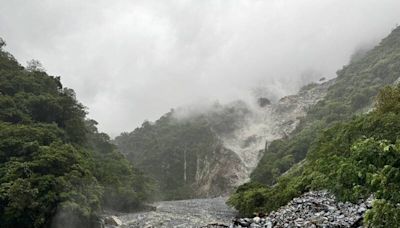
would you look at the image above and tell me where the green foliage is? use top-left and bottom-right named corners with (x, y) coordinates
top-left (115, 112), bottom-right (221, 200)
top-left (87, 120), bottom-right (154, 211)
top-left (0, 40), bottom-right (151, 227)
top-left (113, 100), bottom-right (252, 200)
top-left (375, 84), bottom-right (400, 114)
top-left (251, 122), bottom-right (321, 185)
top-left (230, 84), bottom-right (400, 224)
top-left (231, 27), bottom-right (400, 226)
top-left (227, 182), bottom-right (271, 216)
top-left (228, 161), bottom-right (308, 216)
top-left (252, 26), bottom-right (400, 185)
top-left (0, 127), bottom-right (101, 228)
top-left (364, 200), bottom-right (400, 227)
top-left (299, 82), bottom-right (318, 92)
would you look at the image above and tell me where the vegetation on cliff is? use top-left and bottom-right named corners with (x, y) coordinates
top-left (229, 84), bottom-right (400, 226)
top-left (229, 27), bottom-right (400, 226)
top-left (114, 102), bottom-right (250, 200)
top-left (251, 26), bottom-right (400, 186)
top-left (115, 112), bottom-right (220, 199)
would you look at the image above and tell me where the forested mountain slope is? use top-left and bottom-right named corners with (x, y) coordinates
top-left (114, 105), bottom-right (249, 199)
top-left (229, 27), bottom-right (400, 226)
top-left (115, 70), bottom-right (333, 200)
top-left (251, 26), bottom-right (400, 186)
top-left (0, 40), bottom-right (152, 228)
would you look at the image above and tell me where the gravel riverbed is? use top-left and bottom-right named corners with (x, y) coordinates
top-left (106, 197), bottom-right (236, 228)
top-left (105, 191), bottom-right (373, 228)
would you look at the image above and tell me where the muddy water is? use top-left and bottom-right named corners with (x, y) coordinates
top-left (114, 197), bottom-right (236, 228)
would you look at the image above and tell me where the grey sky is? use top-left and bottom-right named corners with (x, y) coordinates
top-left (1, 0), bottom-right (400, 136)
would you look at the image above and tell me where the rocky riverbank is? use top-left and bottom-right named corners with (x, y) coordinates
top-left (224, 191), bottom-right (373, 228)
top-left (103, 190), bottom-right (373, 228)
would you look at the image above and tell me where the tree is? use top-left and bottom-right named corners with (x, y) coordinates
top-left (26, 59), bottom-right (45, 72)
top-left (0, 42), bottom-right (152, 227)
top-left (0, 38), bottom-right (5, 49)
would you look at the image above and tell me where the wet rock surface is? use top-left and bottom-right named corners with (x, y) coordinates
top-left (228, 191), bottom-right (372, 228)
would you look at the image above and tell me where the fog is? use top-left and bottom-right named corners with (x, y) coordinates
top-left (1, 0), bottom-right (400, 136)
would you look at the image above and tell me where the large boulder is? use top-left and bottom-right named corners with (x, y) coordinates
top-left (257, 97), bottom-right (271, 107)
top-left (104, 216), bottom-right (122, 226)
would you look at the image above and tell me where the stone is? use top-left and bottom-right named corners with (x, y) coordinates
top-left (104, 216), bottom-right (122, 226)
top-left (358, 206), bottom-right (367, 214)
top-left (227, 190), bottom-right (375, 228)
top-left (250, 223), bottom-right (261, 228)
top-left (257, 97), bottom-right (271, 107)
top-left (252, 216), bottom-right (261, 224)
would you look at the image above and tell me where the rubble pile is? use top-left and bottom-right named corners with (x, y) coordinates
top-left (229, 191), bottom-right (372, 228)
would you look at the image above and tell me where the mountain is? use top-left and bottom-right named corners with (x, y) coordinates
top-left (228, 27), bottom-right (400, 226)
top-left (250, 25), bottom-right (400, 186)
top-left (0, 40), bottom-right (152, 228)
top-left (114, 72), bottom-right (333, 200)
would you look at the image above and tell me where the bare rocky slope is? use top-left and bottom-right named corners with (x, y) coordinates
top-left (218, 80), bottom-right (335, 187)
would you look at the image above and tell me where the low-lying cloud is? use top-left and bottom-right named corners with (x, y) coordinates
top-left (1, 0), bottom-right (400, 136)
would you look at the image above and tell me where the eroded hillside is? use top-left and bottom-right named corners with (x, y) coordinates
top-left (114, 79), bottom-right (333, 199)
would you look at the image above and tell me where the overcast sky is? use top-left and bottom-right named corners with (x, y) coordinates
top-left (1, 0), bottom-right (400, 136)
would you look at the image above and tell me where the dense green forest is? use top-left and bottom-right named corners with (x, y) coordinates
top-left (229, 27), bottom-right (400, 226)
top-left (115, 112), bottom-right (219, 199)
top-left (0, 39), bottom-right (152, 228)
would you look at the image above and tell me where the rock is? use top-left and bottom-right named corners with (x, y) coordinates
top-left (228, 190), bottom-right (374, 228)
top-left (104, 216), bottom-right (122, 226)
top-left (250, 223), bottom-right (261, 228)
top-left (203, 223), bottom-right (229, 228)
top-left (252, 216), bottom-right (261, 224)
top-left (394, 76), bottom-right (400, 85)
top-left (257, 97), bottom-right (271, 107)
top-left (244, 218), bottom-right (252, 223)
top-left (358, 206), bottom-right (367, 214)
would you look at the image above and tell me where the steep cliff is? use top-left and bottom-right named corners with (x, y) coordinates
top-left (220, 79), bottom-right (334, 184)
